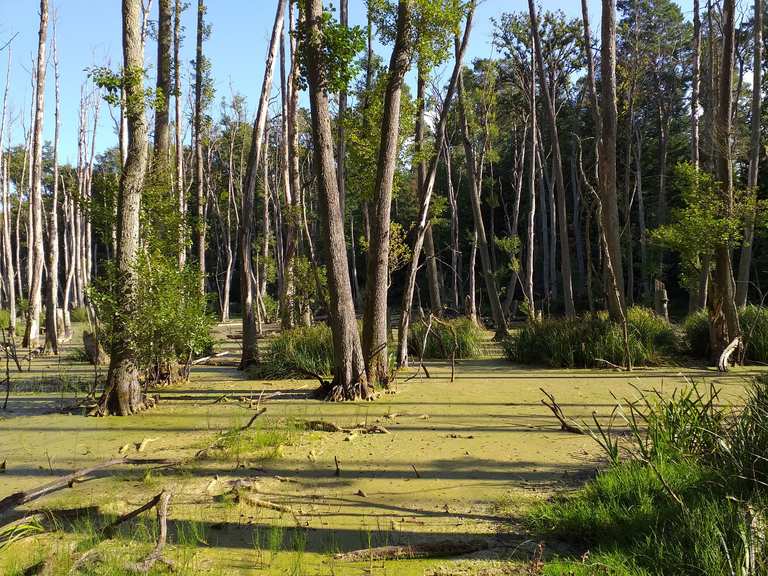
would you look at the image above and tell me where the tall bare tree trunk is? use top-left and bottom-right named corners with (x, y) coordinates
top-left (102, 0), bottom-right (150, 416)
top-left (598, 0), bottom-right (625, 321)
top-left (396, 5), bottom-right (475, 367)
top-left (525, 44), bottom-right (537, 319)
top-left (710, 0), bottom-right (741, 359)
top-left (278, 13), bottom-right (296, 329)
top-left (736, 0), bottom-right (762, 307)
top-left (0, 44), bottom-right (15, 336)
top-left (193, 0), bottom-right (207, 295)
top-left (23, 0), bottom-right (48, 348)
top-left (44, 18), bottom-right (61, 354)
top-left (304, 0), bottom-right (369, 400)
top-left (154, 0), bottom-right (171, 163)
top-left (528, 0), bottom-right (575, 317)
top-left (363, 0), bottom-right (414, 385)
top-left (174, 0), bottom-right (186, 267)
top-left (239, 0), bottom-right (286, 369)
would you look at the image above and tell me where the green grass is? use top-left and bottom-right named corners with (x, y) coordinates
top-left (206, 416), bottom-right (298, 463)
top-left (529, 377), bottom-right (768, 575)
top-left (408, 317), bottom-right (484, 359)
top-left (503, 307), bottom-right (677, 368)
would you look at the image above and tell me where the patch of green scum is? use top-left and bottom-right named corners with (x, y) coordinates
top-left (201, 415), bottom-right (301, 463)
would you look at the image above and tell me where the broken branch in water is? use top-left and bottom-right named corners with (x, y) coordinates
top-left (540, 388), bottom-right (584, 435)
top-left (126, 491), bottom-right (173, 574)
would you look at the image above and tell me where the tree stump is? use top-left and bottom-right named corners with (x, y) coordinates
top-left (83, 331), bottom-right (108, 366)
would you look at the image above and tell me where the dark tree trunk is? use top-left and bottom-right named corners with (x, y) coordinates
top-left (598, 0), bottom-right (625, 321)
top-left (304, 0), bottom-right (369, 400)
top-left (193, 0), bottom-right (207, 295)
top-left (154, 0), bottom-right (172, 162)
top-left (362, 0), bottom-right (413, 386)
top-left (45, 21), bottom-right (61, 354)
top-left (709, 0), bottom-right (741, 359)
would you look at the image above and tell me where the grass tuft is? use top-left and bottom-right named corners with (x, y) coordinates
top-left (408, 317), bottom-right (484, 359)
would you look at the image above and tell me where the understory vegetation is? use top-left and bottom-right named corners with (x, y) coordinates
top-left (531, 377), bottom-right (768, 575)
top-left (407, 317), bottom-right (484, 359)
top-left (503, 306), bottom-right (678, 368)
top-left (251, 324), bottom-right (335, 378)
top-left (684, 305), bottom-right (768, 363)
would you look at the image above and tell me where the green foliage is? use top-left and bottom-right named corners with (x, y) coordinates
top-left (503, 307), bottom-right (677, 368)
top-left (297, 8), bottom-right (365, 93)
top-left (684, 305), bottom-right (768, 363)
top-left (90, 251), bottom-right (214, 384)
top-left (70, 307), bottom-right (90, 323)
top-left (494, 235), bottom-right (520, 274)
top-left (652, 163), bottom-right (748, 289)
top-left (408, 317), bottom-right (483, 359)
top-left (253, 324), bottom-right (334, 379)
top-left (359, 222), bottom-right (412, 278)
top-left (88, 66), bottom-right (164, 117)
top-left (293, 256), bottom-right (327, 318)
top-left (530, 377), bottom-right (768, 575)
top-left (369, 0), bottom-right (465, 69)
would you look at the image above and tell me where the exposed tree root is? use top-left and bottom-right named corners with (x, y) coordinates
top-left (540, 388), bottom-right (584, 434)
top-left (334, 538), bottom-right (491, 561)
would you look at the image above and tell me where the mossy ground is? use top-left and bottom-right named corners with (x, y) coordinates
top-left (0, 321), bottom-right (757, 574)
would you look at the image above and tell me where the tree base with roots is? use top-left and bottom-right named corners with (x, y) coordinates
top-left (313, 379), bottom-right (373, 402)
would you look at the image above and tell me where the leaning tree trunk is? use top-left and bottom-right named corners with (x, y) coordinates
top-left (101, 0), bottom-right (150, 416)
top-left (710, 0), bottom-right (741, 360)
top-left (304, 0), bottom-right (370, 400)
top-left (362, 0), bottom-right (413, 386)
top-left (396, 5), bottom-right (475, 367)
top-left (456, 71), bottom-right (507, 337)
top-left (528, 0), bottom-right (575, 317)
top-left (45, 21), bottom-right (61, 354)
top-left (238, 0), bottom-right (286, 369)
top-left (735, 0), bottom-right (762, 307)
top-left (598, 0), bottom-right (625, 322)
top-left (23, 0), bottom-right (48, 349)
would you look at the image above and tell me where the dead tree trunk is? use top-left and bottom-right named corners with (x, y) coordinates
top-left (23, 0), bottom-right (48, 349)
top-left (154, 0), bottom-right (172, 166)
top-left (238, 0), bottom-right (286, 369)
top-left (0, 46), bottom-right (16, 336)
top-left (101, 0), bottom-right (150, 416)
top-left (524, 44), bottom-right (537, 319)
top-left (44, 18), bottom-right (61, 354)
top-left (304, 0), bottom-right (370, 400)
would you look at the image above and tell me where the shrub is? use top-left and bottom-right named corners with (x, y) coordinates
top-left (683, 305), bottom-right (768, 363)
top-left (0, 309), bottom-right (10, 329)
top-left (90, 251), bottom-right (214, 384)
top-left (503, 307), bottom-right (676, 368)
top-left (254, 324), bottom-right (334, 379)
top-left (408, 317), bottom-right (483, 359)
top-left (70, 307), bottom-right (90, 323)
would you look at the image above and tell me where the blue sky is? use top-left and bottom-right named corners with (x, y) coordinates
top-left (0, 0), bottom-right (695, 165)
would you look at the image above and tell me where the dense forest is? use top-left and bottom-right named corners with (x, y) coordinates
top-left (1, 0), bottom-right (768, 574)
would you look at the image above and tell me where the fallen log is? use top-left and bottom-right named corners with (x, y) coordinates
top-left (334, 538), bottom-right (491, 562)
top-left (0, 458), bottom-right (179, 517)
